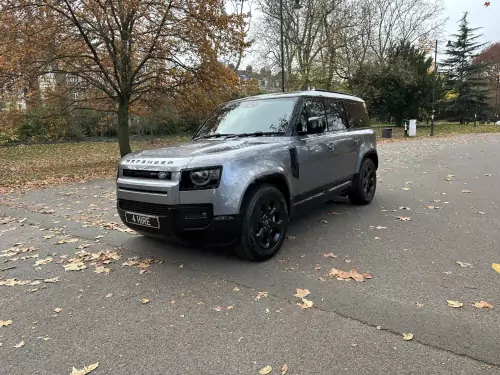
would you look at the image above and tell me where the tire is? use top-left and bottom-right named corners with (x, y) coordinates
top-left (348, 158), bottom-right (377, 205)
top-left (235, 184), bottom-right (289, 261)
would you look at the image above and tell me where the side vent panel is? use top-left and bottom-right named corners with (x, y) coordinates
top-left (289, 147), bottom-right (299, 179)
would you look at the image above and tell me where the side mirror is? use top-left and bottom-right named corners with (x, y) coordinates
top-left (307, 116), bottom-right (325, 133)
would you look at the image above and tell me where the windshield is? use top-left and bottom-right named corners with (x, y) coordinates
top-left (195, 98), bottom-right (297, 138)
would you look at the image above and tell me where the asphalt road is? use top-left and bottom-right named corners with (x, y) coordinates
top-left (1, 133), bottom-right (500, 375)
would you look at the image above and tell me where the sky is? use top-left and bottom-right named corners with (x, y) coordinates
top-left (443, 0), bottom-right (499, 45)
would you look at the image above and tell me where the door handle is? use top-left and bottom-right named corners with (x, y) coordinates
top-left (327, 143), bottom-right (335, 151)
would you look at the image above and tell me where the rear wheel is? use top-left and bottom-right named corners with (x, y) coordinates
top-left (235, 184), bottom-right (289, 261)
top-left (348, 158), bottom-right (377, 205)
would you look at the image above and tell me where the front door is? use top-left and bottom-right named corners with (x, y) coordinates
top-left (293, 99), bottom-right (334, 200)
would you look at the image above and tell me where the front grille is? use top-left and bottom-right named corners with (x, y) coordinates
top-left (123, 169), bottom-right (172, 180)
top-left (118, 199), bottom-right (171, 216)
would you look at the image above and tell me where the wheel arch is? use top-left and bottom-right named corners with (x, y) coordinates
top-left (238, 173), bottom-right (292, 216)
top-left (357, 150), bottom-right (378, 172)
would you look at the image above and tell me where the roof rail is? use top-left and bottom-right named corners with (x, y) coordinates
top-left (312, 88), bottom-right (352, 96)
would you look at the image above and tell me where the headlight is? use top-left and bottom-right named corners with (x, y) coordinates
top-left (180, 167), bottom-right (222, 190)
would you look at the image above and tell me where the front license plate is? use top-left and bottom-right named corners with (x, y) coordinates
top-left (125, 212), bottom-right (160, 229)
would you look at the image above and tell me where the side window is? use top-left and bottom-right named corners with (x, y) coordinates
top-left (325, 100), bottom-right (348, 131)
top-left (297, 100), bottom-right (327, 134)
top-left (344, 101), bottom-right (370, 128)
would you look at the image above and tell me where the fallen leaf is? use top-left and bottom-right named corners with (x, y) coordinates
top-left (71, 362), bottom-right (99, 375)
top-left (314, 265), bottom-right (321, 270)
top-left (105, 293), bottom-right (113, 298)
top-left (462, 190), bottom-right (472, 194)
top-left (54, 307), bottom-right (62, 313)
top-left (56, 238), bottom-right (79, 245)
top-left (297, 298), bottom-right (313, 309)
top-left (472, 301), bottom-right (494, 309)
top-left (456, 261), bottom-right (472, 268)
top-left (414, 302), bottom-right (424, 308)
top-left (44, 277), bottom-right (59, 283)
top-left (141, 298), bottom-right (150, 304)
top-left (374, 237), bottom-right (381, 240)
top-left (233, 287), bottom-right (240, 292)
top-left (214, 306), bottom-right (222, 312)
top-left (319, 220), bottom-right (328, 224)
top-left (294, 288), bottom-right (311, 298)
top-left (447, 300), bottom-right (463, 308)
top-left (255, 291), bottom-right (268, 301)
top-left (402, 187), bottom-right (410, 191)
top-left (63, 262), bottom-right (87, 271)
top-left (94, 266), bottom-right (111, 274)
top-left (0, 319), bottom-right (13, 327)
top-left (323, 252), bottom-right (337, 258)
top-left (403, 333), bottom-right (414, 341)
top-left (426, 206), bottom-right (440, 210)
top-left (259, 365), bottom-right (272, 375)
top-left (286, 235), bottom-right (296, 240)
top-left (397, 217), bottom-right (411, 221)
top-left (375, 226), bottom-right (387, 230)
top-left (492, 264), bottom-right (500, 273)
top-left (14, 340), bottom-right (25, 348)
top-left (328, 268), bottom-right (372, 281)
top-left (281, 363), bottom-right (288, 375)
top-left (34, 257), bottom-right (53, 266)
top-left (227, 305), bottom-right (234, 310)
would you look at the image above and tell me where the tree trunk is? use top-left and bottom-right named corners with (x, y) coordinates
top-left (117, 100), bottom-right (132, 157)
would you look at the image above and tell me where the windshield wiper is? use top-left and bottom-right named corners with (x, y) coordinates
top-left (225, 131), bottom-right (285, 139)
top-left (194, 133), bottom-right (237, 140)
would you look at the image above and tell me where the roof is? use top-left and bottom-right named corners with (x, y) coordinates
top-left (238, 90), bottom-right (365, 103)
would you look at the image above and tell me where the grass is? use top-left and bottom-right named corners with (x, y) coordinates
top-left (374, 122), bottom-right (500, 140)
top-left (0, 136), bottom-right (188, 193)
top-left (1, 122), bottom-right (499, 193)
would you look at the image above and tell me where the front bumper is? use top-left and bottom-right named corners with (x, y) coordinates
top-left (117, 199), bottom-right (241, 245)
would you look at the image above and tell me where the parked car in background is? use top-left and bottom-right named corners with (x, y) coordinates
top-left (116, 90), bottom-right (378, 261)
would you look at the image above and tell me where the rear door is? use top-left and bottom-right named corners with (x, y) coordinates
top-left (323, 99), bottom-right (359, 182)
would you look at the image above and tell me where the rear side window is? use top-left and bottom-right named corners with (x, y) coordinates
top-left (325, 99), bottom-right (348, 131)
top-left (344, 101), bottom-right (369, 128)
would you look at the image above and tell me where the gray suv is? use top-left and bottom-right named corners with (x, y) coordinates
top-left (116, 90), bottom-right (378, 261)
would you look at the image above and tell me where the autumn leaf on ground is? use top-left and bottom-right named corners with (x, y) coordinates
top-left (462, 190), bottom-right (472, 194)
top-left (13, 340), bottom-right (25, 348)
top-left (141, 298), bottom-right (150, 305)
top-left (402, 187), bottom-right (410, 191)
top-left (403, 333), bottom-right (414, 341)
top-left (329, 268), bottom-right (372, 281)
top-left (233, 287), bottom-right (240, 292)
top-left (397, 216), bottom-right (411, 221)
top-left (294, 288), bottom-right (311, 298)
top-left (259, 365), bottom-right (272, 375)
top-left (286, 235), bottom-right (296, 240)
top-left (297, 298), bottom-right (313, 309)
top-left (324, 252), bottom-right (337, 258)
top-left (63, 262), bottom-right (87, 271)
top-left (426, 206), bottom-right (440, 210)
top-left (54, 307), bottom-right (62, 313)
top-left (0, 319), bottom-right (13, 327)
top-left (255, 291), bottom-right (268, 301)
top-left (105, 293), bottom-right (113, 298)
top-left (281, 364), bottom-right (288, 375)
top-left (414, 302), bottom-right (424, 308)
top-left (492, 264), bottom-right (500, 273)
top-left (472, 301), bottom-right (494, 309)
top-left (447, 300), bottom-right (463, 308)
top-left (214, 306), bottom-right (222, 312)
top-left (456, 261), bottom-right (472, 268)
top-left (44, 277), bottom-right (60, 283)
top-left (94, 266), bottom-right (111, 274)
top-left (71, 362), bottom-right (99, 375)
top-left (56, 238), bottom-right (79, 245)
top-left (34, 257), bottom-right (53, 266)
top-left (375, 226), bottom-right (387, 230)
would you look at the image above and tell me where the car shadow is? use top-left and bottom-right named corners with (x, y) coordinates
top-left (118, 196), bottom-right (359, 267)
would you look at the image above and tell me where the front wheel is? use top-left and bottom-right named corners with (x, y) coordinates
top-left (348, 158), bottom-right (377, 205)
top-left (235, 184), bottom-right (289, 261)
